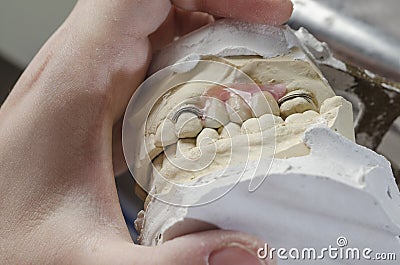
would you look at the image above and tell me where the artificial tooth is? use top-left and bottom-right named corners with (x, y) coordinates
top-left (155, 119), bottom-right (178, 147)
top-left (226, 94), bottom-right (253, 124)
top-left (152, 153), bottom-right (165, 171)
top-left (279, 94), bottom-right (317, 119)
top-left (241, 118), bottom-right (260, 134)
top-left (175, 113), bottom-right (203, 138)
top-left (251, 91), bottom-right (280, 117)
top-left (219, 122), bottom-right (241, 138)
top-left (320, 96), bottom-right (346, 114)
top-left (284, 113), bottom-right (304, 124)
top-left (176, 139), bottom-right (196, 159)
top-left (204, 98), bottom-right (230, 128)
top-left (285, 109), bottom-right (320, 124)
top-left (161, 149), bottom-right (175, 172)
top-left (197, 128), bottom-right (219, 146)
top-left (302, 110), bottom-right (319, 120)
top-left (146, 134), bottom-right (163, 160)
top-left (163, 143), bottom-right (177, 161)
top-left (241, 114), bottom-right (284, 134)
top-left (259, 114), bottom-right (284, 129)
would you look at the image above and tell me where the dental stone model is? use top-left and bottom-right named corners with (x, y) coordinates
top-left (122, 20), bottom-right (400, 264)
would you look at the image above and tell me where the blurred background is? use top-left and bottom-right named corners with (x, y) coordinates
top-left (1, 0), bottom-right (399, 239)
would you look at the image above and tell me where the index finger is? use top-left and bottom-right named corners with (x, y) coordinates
top-left (171, 0), bottom-right (293, 25)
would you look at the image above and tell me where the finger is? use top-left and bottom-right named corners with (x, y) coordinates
top-left (149, 7), bottom-right (178, 51)
top-left (172, 0), bottom-right (293, 25)
top-left (174, 8), bottom-right (215, 36)
top-left (99, 230), bottom-right (275, 265)
top-left (156, 230), bottom-right (274, 265)
top-left (149, 7), bottom-right (214, 51)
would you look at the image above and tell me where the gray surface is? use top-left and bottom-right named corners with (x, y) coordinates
top-left (321, 0), bottom-right (400, 39)
top-left (290, 0), bottom-right (400, 81)
top-left (0, 0), bottom-right (76, 67)
top-left (334, 0), bottom-right (400, 168)
top-left (0, 54), bottom-right (22, 103)
top-left (289, 0), bottom-right (400, 174)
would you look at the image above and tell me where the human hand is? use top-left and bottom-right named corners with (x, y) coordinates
top-left (0, 0), bottom-right (292, 264)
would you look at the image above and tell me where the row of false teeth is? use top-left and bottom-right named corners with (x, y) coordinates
top-left (154, 88), bottom-right (318, 148)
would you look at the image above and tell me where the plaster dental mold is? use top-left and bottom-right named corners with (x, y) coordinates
top-left (122, 20), bottom-right (400, 264)
top-left (136, 126), bottom-right (400, 263)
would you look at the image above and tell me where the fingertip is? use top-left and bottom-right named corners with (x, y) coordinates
top-left (172, 0), bottom-right (294, 25)
top-left (154, 230), bottom-right (273, 265)
top-left (232, 0), bottom-right (294, 25)
top-left (268, 0), bottom-right (294, 25)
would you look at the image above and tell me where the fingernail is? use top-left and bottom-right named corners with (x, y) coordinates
top-left (209, 245), bottom-right (264, 265)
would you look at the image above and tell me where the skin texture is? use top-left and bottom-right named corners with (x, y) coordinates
top-left (0, 0), bottom-right (292, 264)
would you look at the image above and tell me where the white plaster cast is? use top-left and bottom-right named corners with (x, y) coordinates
top-left (127, 54), bottom-right (354, 188)
top-left (149, 19), bottom-right (301, 75)
top-left (136, 126), bottom-right (400, 264)
top-left (123, 19), bottom-right (358, 202)
top-left (123, 20), bottom-right (399, 265)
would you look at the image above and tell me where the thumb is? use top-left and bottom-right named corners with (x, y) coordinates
top-left (101, 230), bottom-right (274, 265)
top-left (155, 230), bottom-right (275, 265)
